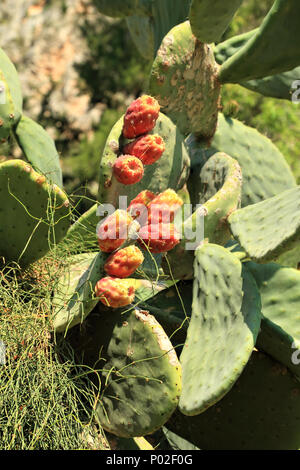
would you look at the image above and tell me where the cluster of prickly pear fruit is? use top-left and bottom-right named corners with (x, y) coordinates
top-left (94, 96), bottom-right (184, 307)
top-left (112, 95), bottom-right (164, 185)
top-left (2, 0), bottom-right (300, 450)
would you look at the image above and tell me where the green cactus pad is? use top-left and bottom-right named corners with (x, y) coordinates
top-left (276, 245), bottom-right (300, 269)
top-left (163, 428), bottom-right (200, 451)
top-left (141, 281), bottom-right (192, 348)
top-left (98, 111), bottom-right (190, 207)
top-left (149, 21), bottom-right (221, 139)
top-left (228, 186), bottom-right (300, 263)
top-left (167, 351), bottom-right (300, 450)
top-left (188, 152), bottom-right (242, 244)
top-left (0, 49), bottom-right (22, 142)
top-left (151, 0), bottom-right (191, 54)
top-left (0, 159), bottom-right (70, 268)
top-left (242, 67), bottom-right (300, 101)
top-left (126, 15), bottom-right (155, 60)
top-left (189, 0), bottom-right (243, 44)
top-left (214, 29), bottom-right (257, 65)
top-left (0, 47), bottom-right (23, 111)
top-left (52, 252), bottom-right (105, 334)
top-left (163, 152), bottom-right (242, 280)
top-left (68, 307), bottom-right (182, 437)
top-left (219, 0), bottom-right (300, 84)
top-left (246, 262), bottom-right (300, 378)
top-left (214, 29), bottom-right (300, 100)
top-left (194, 114), bottom-right (296, 207)
top-left (93, 0), bottom-right (151, 18)
top-left (14, 115), bottom-right (63, 187)
top-left (179, 244), bottom-right (261, 416)
top-left (65, 203), bottom-right (99, 250)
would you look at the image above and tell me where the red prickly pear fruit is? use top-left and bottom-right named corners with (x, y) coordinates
top-left (137, 222), bottom-right (180, 254)
top-left (127, 190), bottom-right (156, 224)
top-left (113, 155), bottom-right (144, 185)
top-left (147, 189), bottom-right (184, 225)
top-left (95, 276), bottom-right (135, 308)
top-left (123, 95), bottom-right (160, 139)
top-left (123, 134), bottom-right (165, 165)
top-left (97, 209), bottom-right (134, 253)
top-left (104, 245), bottom-right (144, 278)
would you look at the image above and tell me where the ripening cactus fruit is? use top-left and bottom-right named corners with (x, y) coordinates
top-left (122, 95), bottom-right (160, 139)
top-left (123, 134), bottom-right (166, 165)
top-left (148, 189), bottom-right (184, 224)
top-left (104, 245), bottom-right (144, 278)
top-left (138, 222), bottom-right (180, 253)
top-left (97, 209), bottom-right (136, 252)
top-left (127, 189), bottom-right (156, 225)
top-left (113, 154), bottom-right (144, 185)
top-left (95, 276), bottom-right (136, 308)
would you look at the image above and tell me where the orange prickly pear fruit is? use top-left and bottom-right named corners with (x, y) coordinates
top-left (123, 134), bottom-right (165, 165)
top-left (127, 190), bottom-right (156, 224)
top-left (113, 155), bottom-right (144, 185)
top-left (104, 245), bottom-right (144, 278)
top-left (123, 95), bottom-right (160, 139)
top-left (97, 209), bottom-right (136, 253)
top-left (138, 222), bottom-right (180, 254)
top-left (95, 276), bottom-right (136, 308)
top-left (147, 189), bottom-right (184, 225)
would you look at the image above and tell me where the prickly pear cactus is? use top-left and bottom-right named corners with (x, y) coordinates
top-left (81, 1), bottom-right (300, 449)
top-left (2, 1), bottom-right (300, 451)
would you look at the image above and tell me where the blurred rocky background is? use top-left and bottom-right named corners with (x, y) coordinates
top-left (0, 0), bottom-right (149, 210)
top-left (0, 0), bottom-right (299, 214)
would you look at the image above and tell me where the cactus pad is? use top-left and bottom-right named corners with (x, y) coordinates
top-left (65, 203), bottom-right (99, 250)
top-left (0, 159), bottom-right (70, 268)
top-left (151, 0), bottom-right (191, 54)
top-left (167, 351), bottom-right (300, 450)
top-left (219, 0), bottom-right (300, 83)
top-left (14, 115), bottom-right (63, 187)
top-left (215, 30), bottom-right (300, 100)
top-left (52, 252), bottom-right (105, 333)
top-left (179, 243), bottom-right (261, 416)
top-left (0, 48), bottom-right (22, 141)
top-left (126, 15), bottom-right (154, 60)
top-left (149, 21), bottom-right (221, 139)
top-left (246, 262), bottom-right (300, 378)
top-left (190, 0), bottom-right (243, 44)
top-left (163, 152), bottom-right (242, 280)
top-left (68, 307), bottom-right (182, 437)
top-left (228, 186), bottom-right (300, 263)
top-left (198, 114), bottom-right (296, 207)
top-left (188, 151), bottom-right (242, 245)
top-left (0, 47), bottom-right (23, 111)
top-left (214, 29), bottom-right (257, 65)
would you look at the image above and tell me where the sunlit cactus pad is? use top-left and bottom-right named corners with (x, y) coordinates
top-left (67, 307), bottom-right (182, 437)
top-left (0, 159), bottom-right (70, 268)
